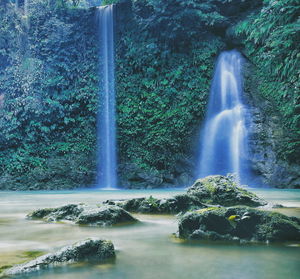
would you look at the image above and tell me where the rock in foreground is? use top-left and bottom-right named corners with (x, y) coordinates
top-left (3, 239), bottom-right (115, 276)
top-left (187, 175), bottom-right (267, 207)
top-left (28, 204), bottom-right (138, 226)
top-left (178, 207), bottom-right (300, 243)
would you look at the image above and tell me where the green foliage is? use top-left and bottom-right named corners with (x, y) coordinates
top-left (0, 1), bottom-right (99, 189)
top-left (235, 0), bottom-right (300, 162)
top-left (132, 0), bottom-right (229, 51)
top-left (102, 0), bottom-right (119, 5)
top-left (0, 0), bottom-right (298, 189)
top-left (116, 3), bottom-right (224, 172)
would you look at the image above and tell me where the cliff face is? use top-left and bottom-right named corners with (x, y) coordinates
top-left (245, 66), bottom-right (300, 188)
top-left (248, 106), bottom-right (300, 188)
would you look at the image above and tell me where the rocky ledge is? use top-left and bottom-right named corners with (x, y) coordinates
top-left (105, 175), bottom-right (267, 214)
top-left (178, 206), bottom-right (300, 243)
top-left (28, 204), bottom-right (138, 226)
top-left (3, 238), bottom-right (115, 276)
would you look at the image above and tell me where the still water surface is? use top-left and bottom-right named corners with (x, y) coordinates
top-left (0, 188), bottom-right (299, 279)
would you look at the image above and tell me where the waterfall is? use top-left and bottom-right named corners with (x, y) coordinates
top-left (96, 5), bottom-right (117, 189)
top-left (24, 0), bottom-right (29, 16)
top-left (196, 50), bottom-right (250, 182)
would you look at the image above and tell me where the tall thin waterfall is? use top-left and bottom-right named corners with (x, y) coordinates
top-left (196, 50), bottom-right (249, 181)
top-left (96, 5), bottom-right (117, 189)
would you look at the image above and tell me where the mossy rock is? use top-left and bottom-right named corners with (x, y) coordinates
top-left (178, 206), bottom-right (300, 243)
top-left (187, 175), bottom-right (267, 207)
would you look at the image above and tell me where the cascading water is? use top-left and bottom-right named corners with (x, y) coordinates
top-left (96, 5), bottom-right (117, 189)
top-left (196, 50), bottom-right (250, 182)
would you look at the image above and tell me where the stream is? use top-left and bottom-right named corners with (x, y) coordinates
top-left (0, 188), bottom-right (299, 279)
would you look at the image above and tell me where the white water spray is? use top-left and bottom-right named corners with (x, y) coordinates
top-left (96, 5), bottom-right (117, 189)
top-left (196, 50), bottom-right (250, 181)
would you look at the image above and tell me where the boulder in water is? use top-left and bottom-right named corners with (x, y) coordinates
top-left (187, 175), bottom-right (267, 207)
top-left (3, 238), bottom-right (115, 276)
top-left (76, 205), bottom-right (138, 226)
top-left (27, 204), bottom-right (138, 226)
top-left (178, 206), bottom-right (300, 243)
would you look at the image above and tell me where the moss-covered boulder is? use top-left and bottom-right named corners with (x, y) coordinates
top-left (27, 204), bottom-right (138, 227)
top-left (178, 207), bottom-right (300, 243)
top-left (2, 239), bottom-right (115, 276)
top-left (187, 175), bottom-right (267, 207)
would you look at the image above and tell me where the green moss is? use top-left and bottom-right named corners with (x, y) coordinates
top-left (0, 250), bottom-right (45, 274)
top-left (202, 182), bottom-right (217, 194)
top-left (0, 264), bottom-right (13, 273)
top-left (195, 207), bottom-right (220, 214)
top-left (22, 251), bottom-right (45, 258)
top-left (146, 196), bottom-right (159, 208)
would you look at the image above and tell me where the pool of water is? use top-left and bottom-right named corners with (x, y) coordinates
top-left (0, 188), bottom-right (299, 279)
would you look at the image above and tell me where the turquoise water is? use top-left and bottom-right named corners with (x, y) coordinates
top-left (0, 188), bottom-right (299, 279)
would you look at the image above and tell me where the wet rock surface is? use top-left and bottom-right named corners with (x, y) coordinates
top-left (3, 239), bottom-right (115, 276)
top-left (178, 206), bottom-right (300, 243)
top-left (28, 204), bottom-right (138, 226)
top-left (187, 175), bottom-right (267, 207)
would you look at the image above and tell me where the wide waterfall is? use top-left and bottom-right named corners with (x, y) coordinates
top-left (96, 5), bottom-right (117, 189)
top-left (196, 50), bottom-right (250, 182)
